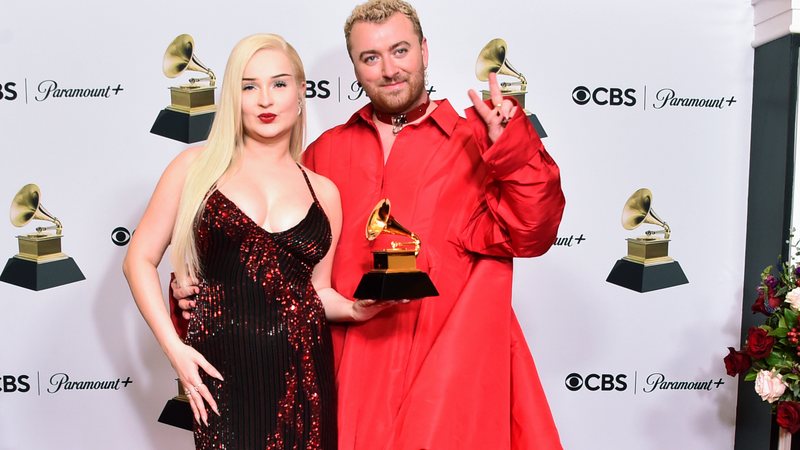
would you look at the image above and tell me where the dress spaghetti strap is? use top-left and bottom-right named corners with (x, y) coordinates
top-left (296, 163), bottom-right (320, 204)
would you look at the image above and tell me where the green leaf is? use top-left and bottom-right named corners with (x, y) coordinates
top-left (786, 308), bottom-right (799, 328)
top-left (767, 352), bottom-right (784, 366)
top-left (745, 372), bottom-right (757, 382)
top-left (772, 327), bottom-right (789, 338)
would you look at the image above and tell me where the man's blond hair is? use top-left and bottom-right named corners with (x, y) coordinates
top-left (344, 0), bottom-right (424, 57)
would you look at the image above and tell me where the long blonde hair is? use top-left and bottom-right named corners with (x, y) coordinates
top-left (170, 34), bottom-right (307, 283)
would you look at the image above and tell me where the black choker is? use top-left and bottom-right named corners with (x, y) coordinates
top-left (374, 97), bottom-right (431, 135)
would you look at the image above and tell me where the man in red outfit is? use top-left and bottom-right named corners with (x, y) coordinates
top-left (175, 1), bottom-right (565, 448)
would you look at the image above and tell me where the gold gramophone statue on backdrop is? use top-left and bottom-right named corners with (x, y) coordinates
top-left (0, 184), bottom-right (85, 291)
top-left (605, 188), bottom-right (688, 293)
top-left (476, 38), bottom-right (546, 137)
top-left (353, 199), bottom-right (438, 300)
top-left (150, 34), bottom-right (216, 143)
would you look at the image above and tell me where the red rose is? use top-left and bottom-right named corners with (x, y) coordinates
top-left (723, 347), bottom-right (752, 376)
top-left (777, 402), bottom-right (800, 433)
top-left (752, 291), bottom-right (768, 315)
top-left (752, 288), bottom-right (783, 315)
top-left (769, 294), bottom-right (783, 310)
top-left (746, 327), bottom-right (776, 359)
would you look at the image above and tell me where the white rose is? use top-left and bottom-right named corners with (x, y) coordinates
top-left (786, 288), bottom-right (800, 310)
top-left (755, 369), bottom-right (787, 403)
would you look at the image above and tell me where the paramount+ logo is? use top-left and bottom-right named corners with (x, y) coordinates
top-left (565, 372), bottom-right (628, 392)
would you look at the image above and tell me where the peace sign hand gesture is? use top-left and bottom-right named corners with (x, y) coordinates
top-left (467, 72), bottom-right (518, 143)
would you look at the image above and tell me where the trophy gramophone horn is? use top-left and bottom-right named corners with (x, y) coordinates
top-left (475, 38), bottom-right (527, 89)
top-left (162, 34), bottom-right (216, 85)
top-left (621, 188), bottom-right (670, 239)
top-left (10, 184), bottom-right (62, 234)
top-left (365, 199), bottom-right (420, 253)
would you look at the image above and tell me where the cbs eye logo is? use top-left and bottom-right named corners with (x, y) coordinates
top-left (565, 372), bottom-right (628, 392)
top-left (111, 227), bottom-right (133, 246)
top-left (572, 86), bottom-right (636, 107)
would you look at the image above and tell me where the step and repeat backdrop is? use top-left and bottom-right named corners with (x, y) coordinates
top-left (0, 1), bottom-right (754, 449)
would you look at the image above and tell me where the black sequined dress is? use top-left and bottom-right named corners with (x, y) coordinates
top-left (186, 165), bottom-right (336, 450)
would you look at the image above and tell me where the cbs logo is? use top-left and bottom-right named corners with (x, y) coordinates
top-left (111, 227), bottom-right (133, 246)
top-left (305, 80), bottom-right (331, 99)
top-left (0, 82), bottom-right (18, 101)
top-left (572, 86), bottom-right (636, 107)
top-left (565, 372), bottom-right (628, 392)
top-left (0, 375), bottom-right (31, 393)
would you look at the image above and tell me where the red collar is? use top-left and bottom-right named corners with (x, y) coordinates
top-left (373, 97), bottom-right (431, 134)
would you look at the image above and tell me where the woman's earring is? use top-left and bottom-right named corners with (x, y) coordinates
top-left (424, 69), bottom-right (429, 87)
top-left (297, 101), bottom-right (302, 116)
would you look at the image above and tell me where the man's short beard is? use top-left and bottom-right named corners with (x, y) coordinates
top-left (364, 70), bottom-right (426, 114)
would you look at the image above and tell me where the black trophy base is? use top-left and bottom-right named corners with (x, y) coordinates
top-left (606, 259), bottom-right (688, 293)
top-left (0, 256), bottom-right (85, 291)
top-left (158, 398), bottom-right (193, 431)
top-left (354, 271), bottom-right (439, 300)
top-left (150, 108), bottom-right (214, 144)
top-left (528, 113), bottom-right (547, 138)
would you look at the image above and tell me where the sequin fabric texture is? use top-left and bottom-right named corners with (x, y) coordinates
top-left (186, 166), bottom-right (336, 450)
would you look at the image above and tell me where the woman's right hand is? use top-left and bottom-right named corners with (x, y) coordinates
top-left (166, 343), bottom-right (224, 426)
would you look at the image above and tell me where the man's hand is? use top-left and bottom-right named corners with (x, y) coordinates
top-left (171, 276), bottom-right (199, 320)
top-left (467, 72), bottom-right (518, 143)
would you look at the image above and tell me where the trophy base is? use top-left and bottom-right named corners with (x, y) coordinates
top-left (528, 113), bottom-right (547, 138)
top-left (158, 397), bottom-right (193, 431)
top-left (150, 108), bottom-right (214, 143)
top-left (0, 256), bottom-right (85, 291)
top-left (605, 258), bottom-right (688, 293)
top-left (354, 271), bottom-right (439, 300)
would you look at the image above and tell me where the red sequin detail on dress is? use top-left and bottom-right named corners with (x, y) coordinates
top-left (187, 165), bottom-right (336, 450)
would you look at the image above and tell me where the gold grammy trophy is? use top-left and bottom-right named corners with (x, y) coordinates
top-left (353, 199), bottom-right (438, 300)
top-left (606, 188), bottom-right (688, 292)
top-left (476, 38), bottom-right (546, 137)
top-left (0, 184), bottom-right (85, 291)
top-left (150, 34), bottom-right (216, 143)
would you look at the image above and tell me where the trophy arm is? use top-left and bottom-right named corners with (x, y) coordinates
top-left (643, 222), bottom-right (671, 240)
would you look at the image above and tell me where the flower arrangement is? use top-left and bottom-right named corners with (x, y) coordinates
top-left (725, 256), bottom-right (800, 434)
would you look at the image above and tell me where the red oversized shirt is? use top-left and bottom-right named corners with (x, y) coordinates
top-left (303, 98), bottom-right (565, 450)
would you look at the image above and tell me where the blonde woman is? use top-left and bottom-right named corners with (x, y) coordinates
top-left (123, 34), bottom-right (389, 450)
